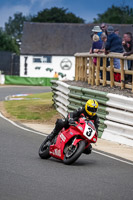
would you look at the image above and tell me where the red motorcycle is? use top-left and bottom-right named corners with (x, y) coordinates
top-left (38, 117), bottom-right (98, 165)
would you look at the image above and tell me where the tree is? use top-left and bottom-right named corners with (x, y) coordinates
top-left (5, 12), bottom-right (31, 42)
top-left (0, 29), bottom-right (19, 54)
top-left (93, 5), bottom-right (133, 24)
top-left (31, 7), bottom-right (85, 23)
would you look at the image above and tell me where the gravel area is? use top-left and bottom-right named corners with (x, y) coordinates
top-left (65, 80), bottom-right (133, 98)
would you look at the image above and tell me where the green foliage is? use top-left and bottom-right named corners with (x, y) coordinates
top-left (93, 5), bottom-right (133, 24)
top-left (5, 12), bottom-right (31, 43)
top-left (3, 7), bottom-right (84, 50)
top-left (31, 7), bottom-right (85, 23)
top-left (0, 29), bottom-right (19, 54)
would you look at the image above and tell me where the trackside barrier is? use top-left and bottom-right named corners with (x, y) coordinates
top-left (102, 93), bottom-right (133, 146)
top-left (102, 121), bottom-right (133, 147)
top-left (106, 93), bottom-right (133, 112)
top-left (51, 80), bottom-right (133, 147)
top-left (51, 80), bottom-right (70, 117)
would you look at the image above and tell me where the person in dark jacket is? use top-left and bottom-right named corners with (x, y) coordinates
top-left (122, 32), bottom-right (133, 56)
top-left (44, 99), bottom-right (99, 154)
top-left (105, 26), bottom-right (123, 69)
top-left (122, 32), bottom-right (133, 82)
top-left (100, 23), bottom-right (108, 36)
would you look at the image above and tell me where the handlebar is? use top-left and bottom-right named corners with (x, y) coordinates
top-left (69, 121), bottom-right (77, 126)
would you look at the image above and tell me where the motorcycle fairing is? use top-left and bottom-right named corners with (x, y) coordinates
top-left (49, 123), bottom-right (86, 159)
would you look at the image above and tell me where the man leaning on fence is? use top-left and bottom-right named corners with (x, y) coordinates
top-left (105, 26), bottom-right (124, 69)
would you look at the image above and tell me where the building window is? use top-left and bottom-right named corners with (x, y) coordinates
top-left (33, 56), bottom-right (52, 63)
top-left (43, 56), bottom-right (52, 63)
top-left (33, 57), bottom-right (42, 63)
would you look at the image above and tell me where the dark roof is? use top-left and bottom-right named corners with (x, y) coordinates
top-left (21, 22), bottom-right (133, 56)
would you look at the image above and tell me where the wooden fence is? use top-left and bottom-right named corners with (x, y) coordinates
top-left (75, 52), bottom-right (133, 92)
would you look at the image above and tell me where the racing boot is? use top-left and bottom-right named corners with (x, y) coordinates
top-left (43, 118), bottom-right (65, 144)
top-left (43, 127), bottom-right (59, 144)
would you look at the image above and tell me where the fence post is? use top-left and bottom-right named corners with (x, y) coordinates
top-left (79, 57), bottom-right (81, 81)
top-left (91, 61), bottom-right (95, 86)
top-left (78, 57), bottom-right (80, 81)
top-left (84, 57), bottom-right (88, 82)
top-left (79, 57), bottom-right (84, 81)
top-left (82, 57), bottom-right (86, 81)
top-left (103, 57), bottom-right (107, 86)
top-left (96, 57), bottom-right (100, 86)
top-left (110, 58), bottom-right (114, 87)
top-left (79, 57), bottom-right (83, 81)
top-left (75, 57), bottom-right (78, 81)
top-left (75, 57), bottom-right (79, 81)
top-left (88, 57), bottom-right (92, 84)
top-left (120, 59), bottom-right (125, 90)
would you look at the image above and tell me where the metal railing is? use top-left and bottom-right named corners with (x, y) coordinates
top-left (75, 52), bottom-right (133, 92)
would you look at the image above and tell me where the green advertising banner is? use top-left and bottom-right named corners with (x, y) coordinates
top-left (5, 76), bottom-right (58, 86)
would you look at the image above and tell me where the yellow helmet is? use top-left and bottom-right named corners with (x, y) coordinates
top-left (85, 99), bottom-right (98, 116)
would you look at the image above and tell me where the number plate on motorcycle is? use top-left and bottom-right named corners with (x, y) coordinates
top-left (83, 124), bottom-right (95, 140)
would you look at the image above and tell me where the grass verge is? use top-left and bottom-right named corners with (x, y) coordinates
top-left (4, 92), bottom-right (61, 124)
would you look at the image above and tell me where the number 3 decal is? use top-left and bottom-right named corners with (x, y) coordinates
top-left (86, 128), bottom-right (92, 137)
top-left (83, 124), bottom-right (95, 139)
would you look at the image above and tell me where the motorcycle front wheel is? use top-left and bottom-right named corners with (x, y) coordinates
top-left (63, 140), bottom-right (85, 165)
top-left (38, 139), bottom-right (51, 159)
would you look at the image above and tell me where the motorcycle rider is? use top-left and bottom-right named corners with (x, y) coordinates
top-left (45, 99), bottom-right (99, 154)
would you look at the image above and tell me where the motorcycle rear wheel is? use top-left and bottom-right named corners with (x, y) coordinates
top-left (38, 139), bottom-right (51, 159)
top-left (63, 140), bottom-right (85, 165)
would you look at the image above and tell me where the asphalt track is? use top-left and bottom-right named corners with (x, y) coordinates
top-left (0, 86), bottom-right (133, 200)
top-left (0, 85), bottom-right (51, 101)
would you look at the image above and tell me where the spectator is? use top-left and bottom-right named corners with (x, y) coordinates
top-left (105, 25), bottom-right (123, 69)
top-left (122, 32), bottom-right (133, 83)
top-left (91, 25), bottom-right (102, 40)
top-left (100, 33), bottom-right (107, 53)
top-left (91, 34), bottom-right (102, 65)
top-left (114, 29), bottom-right (119, 35)
top-left (100, 33), bottom-right (110, 80)
top-left (90, 26), bottom-right (102, 53)
top-left (92, 34), bottom-right (103, 53)
top-left (122, 32), bottom-right (133, 56)
top-left (89, 27), bottom-right (102, 53)
top-left (53, 72), bottom-right (59, 78)
top-left (105, 26), bottom-right (123, 82)
top-left (100, 23), bottom-right (108, 36)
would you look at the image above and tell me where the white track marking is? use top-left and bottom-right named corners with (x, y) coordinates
top-left (1, 112), bottom-right (133, 166)
top-left (93, 150), bottom-right (133, 166)
top-left (0, 112), bottom-right (47, 137)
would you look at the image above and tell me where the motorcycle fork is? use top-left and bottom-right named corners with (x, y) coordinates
top-left (72, 137), bottom-right (83, 146)
top-left (64, 137), bottom-right (77, 154)
top-left (72, 136), bottom-right (77, 145)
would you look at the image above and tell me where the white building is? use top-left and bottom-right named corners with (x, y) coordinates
top-left (20, 22), bottom-right (91, 80)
